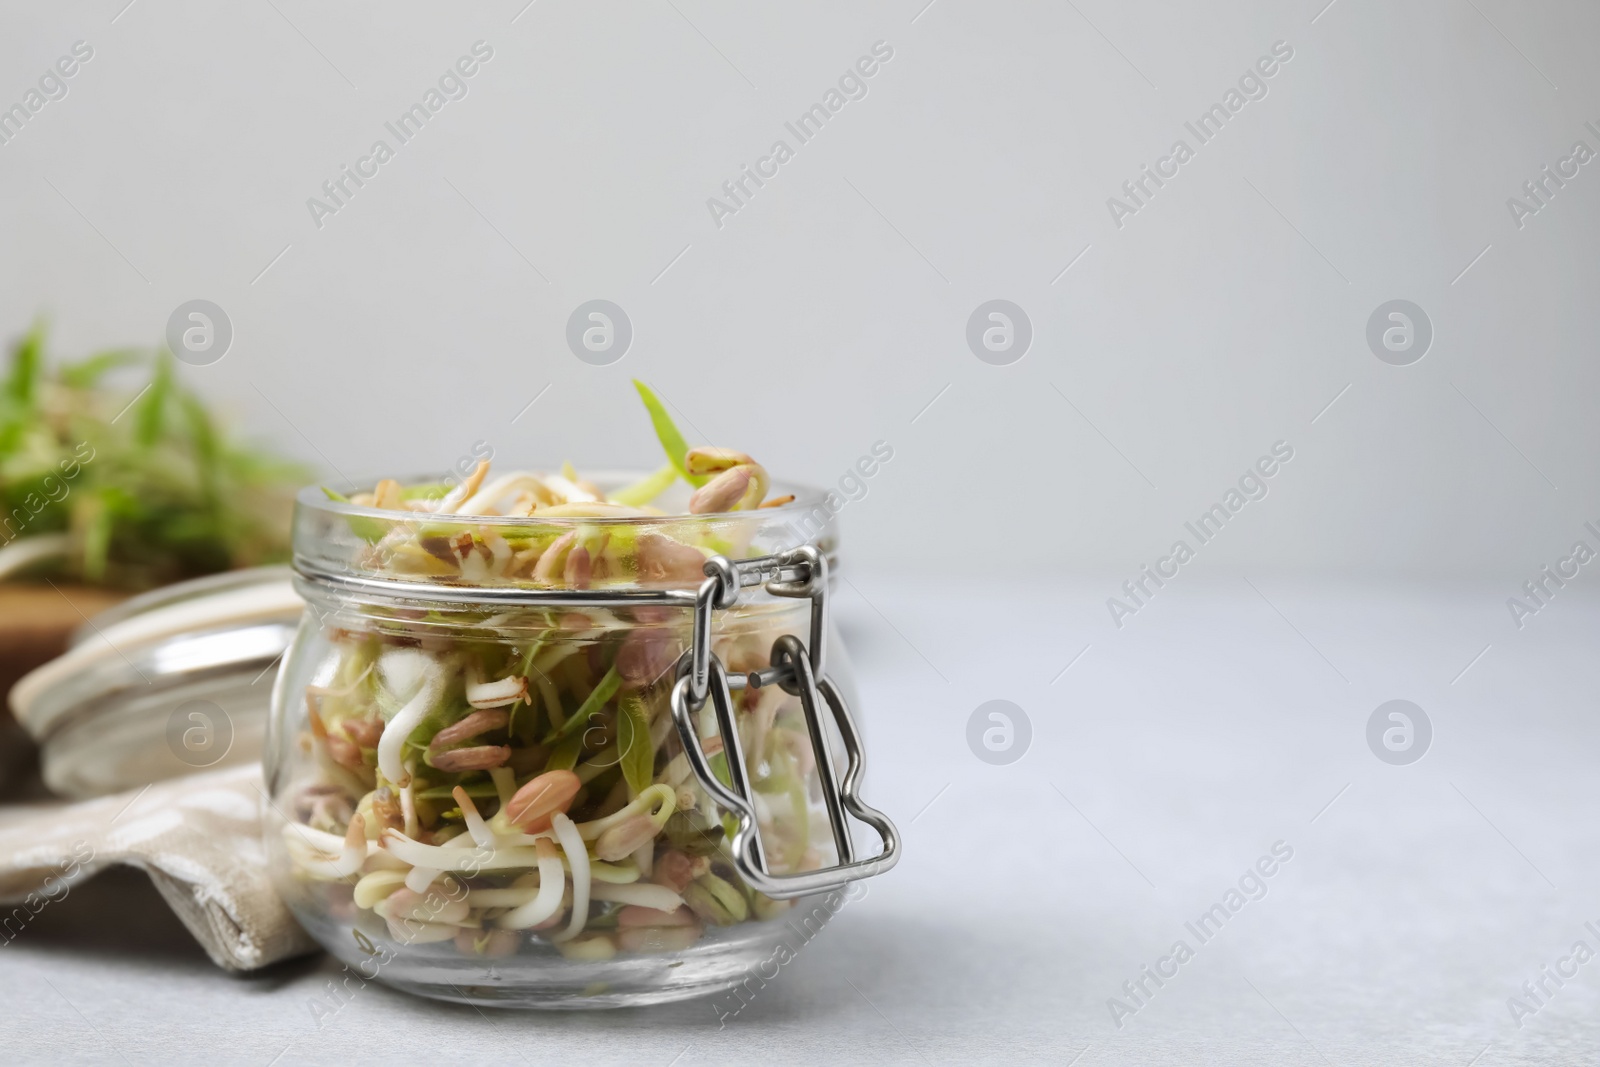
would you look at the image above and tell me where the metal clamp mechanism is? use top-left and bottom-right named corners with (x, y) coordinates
top-left (669, 546), bottom-right (900, 899)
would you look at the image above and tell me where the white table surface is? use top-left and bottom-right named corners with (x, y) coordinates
top-left (3, 576), bottom-right (1597, 1066)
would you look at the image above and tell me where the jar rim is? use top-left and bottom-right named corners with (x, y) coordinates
top-left (297, 469), bottom-right (832, 527)
top-left (290, 468), bottom-right (841, 601)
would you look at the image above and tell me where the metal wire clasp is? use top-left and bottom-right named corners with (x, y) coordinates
top-left (669, 546), bottom-right (899, 899)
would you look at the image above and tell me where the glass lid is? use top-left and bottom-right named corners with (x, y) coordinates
top-left (8, 565), bottom-right (304, 798)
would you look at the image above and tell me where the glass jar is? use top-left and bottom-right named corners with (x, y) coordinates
top-left (264, 474), bottom-right (897, 1008)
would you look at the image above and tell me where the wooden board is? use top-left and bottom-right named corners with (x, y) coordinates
top-left (0, 583), bottom-right (130, 702)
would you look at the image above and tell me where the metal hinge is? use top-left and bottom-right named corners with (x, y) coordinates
top-left (669, 546), bottom-right (900, 899)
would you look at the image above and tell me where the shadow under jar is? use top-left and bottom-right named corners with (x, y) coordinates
top-left (265, 474), bottom-right (898, 1008)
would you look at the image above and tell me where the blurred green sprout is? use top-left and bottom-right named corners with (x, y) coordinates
top-left (0, 320), bottom-right (309, 589)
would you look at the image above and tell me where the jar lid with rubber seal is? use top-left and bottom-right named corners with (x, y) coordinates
top-left (9, 565), bottom-right (304, 798)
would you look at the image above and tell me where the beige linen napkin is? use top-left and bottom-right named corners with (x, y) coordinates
top-left (0, 763), bottom-right (315, 971)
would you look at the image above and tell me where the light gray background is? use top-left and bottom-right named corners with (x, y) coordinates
top-left (2, 1), bottom-right (1599, 1064)
top-left (2, 0), bottom-right (1596, 579)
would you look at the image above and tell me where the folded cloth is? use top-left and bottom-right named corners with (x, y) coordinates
top-left (0, 763), bottom-right (316, 971)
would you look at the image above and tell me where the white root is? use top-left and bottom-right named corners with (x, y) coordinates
top-left (533, 531), bottom-right (576, 584)
top-left (550, 813), bottom-right (590, 943)
top-left (454, 787), bottom-right (496, 848)
top-left (466, 673), bottom-right (528, 709)
top-left (376, 647), bottom-right (432, 705)
top-left (589, 881), bottom-right (684, 912)
top-left (400, 783), bottom-right (418, 839)
top-left (489, 829), bottom-right (559, 849)
top-left (497, 839), bottom-right (567, 930)
top-left (405, 865), bottom-right (442, 893)
top-left (455, 472), bottom-right (557, 515)
top-left (378, 669), bottom-right (447, 786)
top-left (297, 814), bottom-right (366, 880)
top-left (284, 829), bottom-right (384, 871)
top-left (544, 474), bottom-right (599, 504)
top-left (434, 460), bottom-right (491, 513)
top-left (481, 528), bottom-right (513, 574)
top-left (404, 833), bottom-right (475, 892)
top-left (382, 829), bottom-right (541, 872)
top-left (353, 870), bottom-right (408, 909)
top-left (283, 822), bottom-right (348, 853)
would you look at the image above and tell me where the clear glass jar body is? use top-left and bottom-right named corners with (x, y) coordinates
top-left (265, 476), bottom-right (852, 1008)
